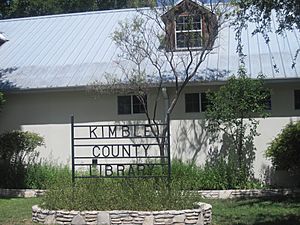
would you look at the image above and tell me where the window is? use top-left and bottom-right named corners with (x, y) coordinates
top-left (118, 95), bottom-right (147, 115)
top-left (200, 93), bottom-right (209, 112)
top-left (175, 15), bottom-right (202, 49)
top-left (185, 92), bottom-right (208, 113)
top-left (295, 90), bottom-right (300, 110)
top-left (264, 91), bottom-right (272, 110)
top-left (185, 93), bottom-right (199, 112)
top-left (133, 95), bottom-right (147, 114)
top-left (118, 96), bottom-right (132, 115)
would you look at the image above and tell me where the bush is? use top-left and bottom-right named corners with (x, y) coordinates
top-left (41, 159), bottom-right (265, 210)
top-left (171, 160), bottom-right (262, 190)
top-left (25, 161), bottom-right (71, 189)
top-left (0, 130), bottom-right (44, 188)
top-left (43, 178), bottom-right (202, 211)
top-left (266, 121), bottom-right (300, 172)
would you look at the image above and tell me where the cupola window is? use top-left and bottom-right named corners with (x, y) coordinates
top-left (175, 15), bottom-right (202, 49)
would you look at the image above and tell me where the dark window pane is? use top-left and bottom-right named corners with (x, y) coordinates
top-left (259, 91), bottom-right (272, 110)
top-left (201, 93), bottom-right (209, 112)
top-left (176, 32), bottom-right (186, 48)
top-left (176, 32), bottom-right (202, 48)
top-left (133, 95), bottom-right (147, 114)
top-left (185, 93), bottom-right (200, 112)
top-left (118, 96), bottom-right (131, 114)
top-left (189, 32), bottom-right (202, 47)
top-left (295, 90), bottom-right (300, 110)
top-left (176, 15), bottom-right (201, 31)
top-left (264, 91), bottom-right (272, 110)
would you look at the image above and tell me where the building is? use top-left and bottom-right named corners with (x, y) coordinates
top-left (0, 0), bottom-right (299, 180)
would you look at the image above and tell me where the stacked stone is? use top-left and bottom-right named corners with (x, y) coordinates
top-left (109, 208), bottom-right (206, 225)
top-left (0, 188), bottom-right (46, 198)
top-left (196, 189), bottom-right (300, 199)
top-left (32, 203), bottom-right (212, 225)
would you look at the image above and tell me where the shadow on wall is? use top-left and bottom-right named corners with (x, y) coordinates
top-left (172, 119), bottom-right (209, 164)
top-left (173, 119), bottom-right (257, 183)
top-left (207, 133), bottom-right (256, 172)
top-left (263, 165), bottom-right (300, 188)
top-left (200, 68), bottom-right (230, 81)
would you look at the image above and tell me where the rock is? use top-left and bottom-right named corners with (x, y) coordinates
top-left (196, 212), bottom-right (204, 225)
top-left (45, 215), bottom-right (56, 224)
top-left (173, 214), bottom-right (185, 223)
top-left (72, 214), bottom-right (86, 225)
top-left (97, 212), bottom-right (110, 225)
top-left (142, 215), bottom-right (154, 225)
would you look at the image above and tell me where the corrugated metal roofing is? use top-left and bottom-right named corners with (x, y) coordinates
top-left (0, 6), bottom-right (299, 91)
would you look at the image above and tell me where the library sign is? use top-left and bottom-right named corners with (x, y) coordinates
top-left (70, 116), bottom-right (171, 182)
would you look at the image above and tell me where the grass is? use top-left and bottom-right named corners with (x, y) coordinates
top-left (0, 197), bottom-right (41, 225)
top-left (206, 197), bottom-right (300, 225)
top-left (0, 196), bottom-right (299, 225)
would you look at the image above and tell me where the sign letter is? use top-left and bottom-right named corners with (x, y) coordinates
top-left (122, 125), bottom-right (130, 137)
top-left (92, 145), bottom-right (101, 157)
top-left (90, 126), bottom-right (98, 138)
top-left (117, 165), bottom-right (125, 177)
top-left (109, 126), bottom-right (117, 138)
top-left (105, 165), bottom-right (113, 177)
top-left (102, 145), bottom-right (110, 158)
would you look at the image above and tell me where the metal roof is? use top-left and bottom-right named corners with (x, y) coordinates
top-left (0, 6), bottom-right (299, 91)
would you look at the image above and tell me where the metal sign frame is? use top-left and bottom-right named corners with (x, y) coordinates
top-left (71, 115), bottom-right (171, 182)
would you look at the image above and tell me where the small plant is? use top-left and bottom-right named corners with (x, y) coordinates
top-left (266, 121), bottom-right (300, 173)
top-left (0, 130), bottom-right (44, 188)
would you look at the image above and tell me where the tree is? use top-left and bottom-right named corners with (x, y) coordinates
top-left (91, 0), bottom-right (228, 159)
top-left (0, 0), bottom-right (11, 18)
top-left (0, 0), bottom-right (155, 19)
top-left (0, 91), bottom-right (4, 109)
top-left (205, 67), bottom-right (269, 184)
top-left (232, 0), bottom-right (300, 67)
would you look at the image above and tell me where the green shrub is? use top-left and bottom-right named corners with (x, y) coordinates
top-left (41, 159), bottom-right (265, 210)
top-left (171, 160), bottom-right (263, 190)
top-left (43, 178), bottom-right (202, 211)
top-left (25, 161), bottom-right (71, 189)
top-left (27, 159), bottom-right (262, 190)
top-left (266, 121), bottom-right (300, 172)
top-left (0, 130), bottom-right (44, 188)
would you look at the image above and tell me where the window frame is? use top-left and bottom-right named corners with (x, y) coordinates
top-left (118, 95), bottom-right (147, 115)
top-left (175, 14), bottom-right (203, 50)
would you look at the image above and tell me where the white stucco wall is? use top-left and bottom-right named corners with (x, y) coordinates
top-left (0, 82), bottom-right (299, 179)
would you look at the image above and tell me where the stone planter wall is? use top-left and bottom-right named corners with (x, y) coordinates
top-left (32, 203), bottom-right (212, 225)
top-left (2, 188), bottom-right (299, 199)
top-left (197, 188), bottom-right (300, 199)
top-left (0, 188), bottom-right (46, 198)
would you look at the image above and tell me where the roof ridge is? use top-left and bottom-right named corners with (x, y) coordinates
top-left (0, 7), bottom-right (150, 23)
